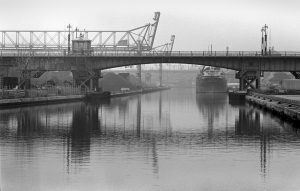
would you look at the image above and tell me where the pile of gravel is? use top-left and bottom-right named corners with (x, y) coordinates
top-left (99, 72), bottom-right (137, 92)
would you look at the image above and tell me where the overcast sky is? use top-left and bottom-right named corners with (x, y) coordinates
top-left (0, 0), bottom-right (300, 51)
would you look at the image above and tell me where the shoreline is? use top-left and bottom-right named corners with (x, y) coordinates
top-left (246, 92), bottom-right (300, 121)
top-left (0, 86), bottom-right (170, 108)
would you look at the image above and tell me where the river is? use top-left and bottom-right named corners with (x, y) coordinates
top-left (1, 88), bottom-right (300, 191)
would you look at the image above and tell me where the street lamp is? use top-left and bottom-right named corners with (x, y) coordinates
top-left (67, 24), bottom-right (72, 54)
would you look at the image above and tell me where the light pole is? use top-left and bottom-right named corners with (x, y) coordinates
top-left (67, 24), bottom-right (72, 55)
top-left (261, 24), bottom-right (268, 55)
top-left (261, 28), bottom-right (264, 55)
top-left (75, 27), bottom-right (79, 39)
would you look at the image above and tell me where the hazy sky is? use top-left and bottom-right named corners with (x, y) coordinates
top-left (1, 0), bottom-right (300, 51)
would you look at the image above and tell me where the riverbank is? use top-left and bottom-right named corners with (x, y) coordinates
top-left (0, 86), bottom-right (170, 108)
top-left (246, 92), bottom-right (300, 121)
top-left (0, 94), bottom-right (85, 107)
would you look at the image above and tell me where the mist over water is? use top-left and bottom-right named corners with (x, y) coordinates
top-left (1, 88), bottom-right (300, 191)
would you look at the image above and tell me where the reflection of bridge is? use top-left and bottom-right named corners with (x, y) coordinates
top-left (1, 12), bottom-right (300, 91)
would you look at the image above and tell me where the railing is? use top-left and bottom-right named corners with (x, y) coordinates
top-left (1, 49), bottom-right (300, 57)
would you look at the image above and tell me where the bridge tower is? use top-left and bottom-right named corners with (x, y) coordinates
top-left (235, 24), bottom-right (269, 91)
top-left (70, 33), bottom-right (101, 92)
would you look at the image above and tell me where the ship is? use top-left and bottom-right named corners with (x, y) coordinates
top-left (196, 66), bottom-right (227, 93)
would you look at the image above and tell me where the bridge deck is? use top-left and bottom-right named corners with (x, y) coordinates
top-left (1, 50), bottom-right (300, 57)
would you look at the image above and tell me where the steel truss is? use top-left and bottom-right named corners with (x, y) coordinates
top-left (151, 35), bottom-right (175, 53)
top-left (0, 12), bottom-right (160, 52)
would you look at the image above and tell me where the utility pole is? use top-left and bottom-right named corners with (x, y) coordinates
top-left (261, 24), bottom-right (268, 55)
top-left (67, 24), bottom-right (72, 55)
top-left (264, 24), bottom-right (268, 55)
top-left (261, 28), bottom-right (264, 55)
top-left (75, 27), bottom-right (79, 38)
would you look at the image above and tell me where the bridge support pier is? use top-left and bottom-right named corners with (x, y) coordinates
top-left (290, 71), bottom-right (300, 79)
top-left (236, 70), bottom-right (261, 91)
top-left (72, 69), bottom-right (102, 92)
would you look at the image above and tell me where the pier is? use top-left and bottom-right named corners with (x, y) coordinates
top-left (246, 92), bottom-right (300, 121)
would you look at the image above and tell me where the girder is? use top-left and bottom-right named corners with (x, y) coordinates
top-left (1, 53), bottom-right (300, 72)
top-left (151, 35), bottom-right (175, 53)
top-left (1, 51), bottom-right (299, 91)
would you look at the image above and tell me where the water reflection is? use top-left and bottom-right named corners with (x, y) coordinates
top-left (196, 93), bottom-right (227, 138)
top-left (235, 107), bottom-right (270, 179)
top-left (136, 95), bottom-right (141, 137)
top-left (1, 88), bottom-right (300, 191)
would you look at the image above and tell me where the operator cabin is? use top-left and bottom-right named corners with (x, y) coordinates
top-left (72, 33), bottom-right (92, 55)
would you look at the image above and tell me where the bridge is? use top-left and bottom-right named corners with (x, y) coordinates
top-left (1, 13), bottom-right (300, 91)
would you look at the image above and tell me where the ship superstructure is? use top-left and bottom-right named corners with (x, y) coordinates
top-left (196, 66), bottom-right (227, 93)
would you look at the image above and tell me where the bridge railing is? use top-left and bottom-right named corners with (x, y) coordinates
top-left (1, 49), bottom-right (300, 57)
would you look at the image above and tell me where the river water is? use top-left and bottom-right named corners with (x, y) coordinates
top-left (1, 88), bottom-right (300, 191)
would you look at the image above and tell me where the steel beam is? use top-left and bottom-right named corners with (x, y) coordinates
top-left (290, 71), bottom-right (300, 79)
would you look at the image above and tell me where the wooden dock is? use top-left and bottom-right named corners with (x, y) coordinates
top-left (246, 92), bottom-right (300, 121)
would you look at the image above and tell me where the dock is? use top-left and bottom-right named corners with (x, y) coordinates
top-left (246, 92), bottom-right (300, 121)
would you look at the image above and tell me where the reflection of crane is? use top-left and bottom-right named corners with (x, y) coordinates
top-left (136, 95), bottom-right (141, 137)
top-left (151, 35), bottom-right (175, 86)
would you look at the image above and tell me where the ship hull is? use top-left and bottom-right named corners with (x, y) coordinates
top-left (196, 76), bottom-right (227, 93)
